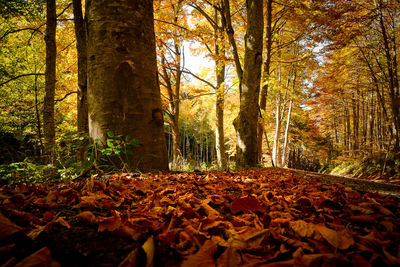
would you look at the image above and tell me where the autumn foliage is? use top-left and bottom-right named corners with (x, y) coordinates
top-left (1, 168), bottom-right (400, 266)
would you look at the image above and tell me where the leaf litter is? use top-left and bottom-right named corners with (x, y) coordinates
top-left (0, 168), bottom-right (400, 266)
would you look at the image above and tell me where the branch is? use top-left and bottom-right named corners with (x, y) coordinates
top-left (181, 68), bottom-right (216, 89)
top-left (0, 73), bottom-right (45, 87)
top-left (0, 27), bottom-right (44, 40)
top-left (55, 91), bottom-right (77, 102)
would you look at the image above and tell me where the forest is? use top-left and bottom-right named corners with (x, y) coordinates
top-left (1, 0), bottom-right (400, 266)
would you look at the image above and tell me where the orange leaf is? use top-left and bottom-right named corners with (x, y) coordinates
top-left (181, 240), bottom-right (217, 267)
top-left (290, 220), bottom-right (314, 238)
top-left (230, 196), bottom-right (263, 214)
top-left (315, 224), bottom-right (354, 250)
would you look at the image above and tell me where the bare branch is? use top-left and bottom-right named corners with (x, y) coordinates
top-left (0, 73), bottom-right (45, 87)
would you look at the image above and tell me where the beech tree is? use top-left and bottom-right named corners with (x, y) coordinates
top-left (86, 0), bottom-right (168, 171)
top-left (233, 0), bottom-right (263, 167)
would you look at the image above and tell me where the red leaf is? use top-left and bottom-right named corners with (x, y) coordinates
top-left (230, 196), bottom-right (263, 214)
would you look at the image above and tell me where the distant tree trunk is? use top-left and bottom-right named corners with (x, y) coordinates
top-left (43, 0), bottom-right (56, 164)
top-left (272, 96), bottom-right (282, 166)
top-left (233, 0), bottom-right (263, 168)
top-left (86, 0), bottom-right (168, 171)
top-left (72, 0), bottom-right (88, 135)
top-left (214, 8), bottom-right (227, 170)
top-left (281, 99), bottom-right (292, 167)
top-left (257, 0), bottom-right (273, 161)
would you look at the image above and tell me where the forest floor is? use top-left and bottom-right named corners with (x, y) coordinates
top-left (1, 168), bottom-right (400, 267)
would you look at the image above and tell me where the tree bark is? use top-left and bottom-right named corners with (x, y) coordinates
top-left (72, 0), bottom-right (88, 135)
top-left (233, 0), bottom-right (263, 168)
top-left (257, 0), bottom-right (273, 161)
top-left (43, 0), bottom-right (57, 164)
top-left (214, 7), bottom-right (227, 170)
top-left (86, 0), bottom-right (168, 171)
top-left (281, 99), bottom-right (292, 167)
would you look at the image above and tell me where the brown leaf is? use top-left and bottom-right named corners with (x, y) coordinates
top-left (290, 220), bottom-right (314, 238)
top-left (119, 248), bottom-right (139, 267)
top-left (349, 215), bottom-right (378, 224)
top-left (230, 196), bottom-right (263, 214)
top-left (142, 236), bottom-right (155, 267)
top-left (14, 247), bottom-right (60, 267)
top-left (0, 212), bottom-right (22, 239)
top-left (315, 224), bottom-right (354, 250)
top-left (98, 214), bottom-right (122, 232)
top-left (181, 240), bottom-right (218, 267)
top-left (76, 211), bottom-right (98, 224)
top-left (216, 245), bottom-right (242, 267)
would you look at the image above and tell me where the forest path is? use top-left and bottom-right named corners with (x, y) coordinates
top-left (290, 168), bottom-right (400, 197)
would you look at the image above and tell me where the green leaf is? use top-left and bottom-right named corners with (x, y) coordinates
top-left (107, 131), bottom-right (114, 138)
top-left (107, 139), bottom-right (114, 148)
top-left (103, 148), bottom-right (113, 155)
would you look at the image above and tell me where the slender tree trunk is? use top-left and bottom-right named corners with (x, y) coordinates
top-left (257, 0), bottom-right (273, 161)
top-left (214, 7), bottom-right (227, 170)
top-left (281, 99), bottom-right (292, 167)
top-left (86, 0), bottom-right (168, 171)
top-left (43, 0), bottom-right (57, 164)
top-left (272, 97), bottom-right (282, 166)
top-left (73, 0), bottom-right (88, 135)
top-left (233, 0), bottom-right (263, 168)
top-left (34, 69), bottom-right (43, 155)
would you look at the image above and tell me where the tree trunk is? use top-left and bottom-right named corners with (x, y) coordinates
top-left (257, 0), bottom-right (273, 161)
top-left (43, 0), bottom-right (57, 164)
top-left (86, 0), bottom-right (168, 171)
top-left (215, 7), bottom-right (227, 170)
top-left (233, 0), bottom-right (263, 168)
top-left (73, 0), bottom-right (88, 135)
top-left (281, 99), bottom-right (292, 167)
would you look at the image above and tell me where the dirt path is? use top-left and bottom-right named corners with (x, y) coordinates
top-left (290, 168), bottom-right (400, 197)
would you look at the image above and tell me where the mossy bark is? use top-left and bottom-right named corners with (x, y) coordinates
top-left (86, 0), bottom-right (168, 171)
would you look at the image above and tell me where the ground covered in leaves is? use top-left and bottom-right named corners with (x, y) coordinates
top-left (1, 168), bottom-right (400, 266)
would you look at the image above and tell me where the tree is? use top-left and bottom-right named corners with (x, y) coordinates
top-left (72, 0), bottom-right (88, 135)
top-left (43, 0), bottom-right (56, 163)
top-left (86, 0), bottom-right (168, 171)
top-left (233, 0), bottom-right (263, 167)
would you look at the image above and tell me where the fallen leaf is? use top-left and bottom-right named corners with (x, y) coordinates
top-left (230, 196), bottom-right (264, 214)
top-left (0, 212), bottom-right (22, 239)
top-left (315, 224), bottom-right (354, 250)
top-left (290, 220), bottom-right (314, 238)
top-left (181, 240), bottom-right (218, 267)
top-left (76, 211), bottom-right (98, 224)
top-left (119, 248), bottom-right (139, 267)
top-left (14, 247), bottom-right (60, 267)
top-left (142, 236), bottom-right (155, 267)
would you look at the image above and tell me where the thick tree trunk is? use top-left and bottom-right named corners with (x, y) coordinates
top-left (72, 0), bottom-right (88, 135)
top-left (234, 0), bottom-right (263, 168)
top-left (43, 0), bottom-right (57, 164)
top-left (87, 0), bottom-right (168, 171)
